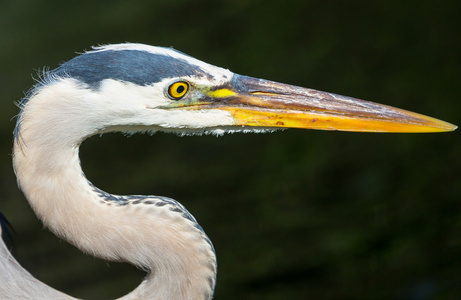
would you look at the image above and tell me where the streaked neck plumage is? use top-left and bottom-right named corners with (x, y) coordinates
top-left (13, 77), bottom-right (217, 299)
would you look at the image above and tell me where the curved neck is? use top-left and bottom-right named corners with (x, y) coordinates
top-left (13, 92), bottom-right (216, 299)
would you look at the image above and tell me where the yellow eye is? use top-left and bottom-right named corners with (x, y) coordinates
top-left (168, 81), bottom-right (189, 100)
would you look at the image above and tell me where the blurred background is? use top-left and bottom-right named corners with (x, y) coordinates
top-left (0, 0), bottom-right (460, 299)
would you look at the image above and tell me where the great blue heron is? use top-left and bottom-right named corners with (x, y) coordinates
top-left (0, 43), bottom-right (456, 299)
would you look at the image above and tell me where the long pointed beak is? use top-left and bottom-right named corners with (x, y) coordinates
top-left (211, 75), bottom-right (456, 133)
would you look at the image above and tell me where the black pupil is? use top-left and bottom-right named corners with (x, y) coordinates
top-left (176, 85), bottom-right (185, 94)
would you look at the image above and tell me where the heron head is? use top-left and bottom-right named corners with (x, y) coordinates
top-left (19, 43), bottom-right (456, 139)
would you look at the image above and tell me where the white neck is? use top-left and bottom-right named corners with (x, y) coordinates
top-left (13, 84), bottom-right (217, 299)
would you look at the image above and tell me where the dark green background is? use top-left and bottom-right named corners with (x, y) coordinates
top-left (1, 0), bottom-right (460, 299)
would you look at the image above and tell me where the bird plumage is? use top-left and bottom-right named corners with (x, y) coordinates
top-left (12, 43), bottom-right (230, 300)
top-left (1, 43), bottom-right (455, 299)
